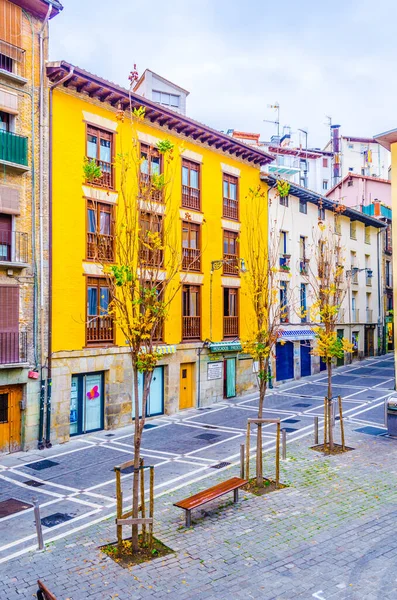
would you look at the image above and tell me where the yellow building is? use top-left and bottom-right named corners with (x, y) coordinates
top-left (46, 61), bottom-right (272, 443)
top-left (0, 0), bottom-right (62, 454)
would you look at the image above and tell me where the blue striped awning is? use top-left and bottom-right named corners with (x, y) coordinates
top-left (278, 329), bottom-right (315, 341)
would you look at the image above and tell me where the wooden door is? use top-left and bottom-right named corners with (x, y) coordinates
top-left (0, 385), bottom-right (22, 453)
top-left (365, 328), bottom-right (374, 357)
top-left (179, 363), bottom-right (194, 409)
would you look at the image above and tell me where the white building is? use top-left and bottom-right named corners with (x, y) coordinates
top-left (133, 69), bottom-right (189, 115)
top-left (324, 135), bottom-right (391, 183)
top-left (261, 174), bottom-right (386, 384)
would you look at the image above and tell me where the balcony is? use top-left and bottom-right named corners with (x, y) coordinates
top-left (182, 247), bottom-right (201, 271)
top-left (0, 231), bottom-right (29, 267)
top-left (279, 254), bottom-right (291, 272)
top-left (366, 274), bottom-right (372, 286)
top-left (300, 258), bottom-right (309, 275)
top-left (87, 233), bottom-right (114, 262)
top-left (182, 316), bottom-right (200, 340)
top-left (182, 185), bottom-right (200, 211)
top-left (139, 172), bottom-right (163, 203)
top-left (336, 308), bottom-right (345, 324)
top-left (0, 331), bottom-right (27, 365)
top-left (0, 130), bottom-right (29, 171)
top-left (223, 198), bottom-right (238, 221)
top-left (351, 309), bottom-right (360, 323)
top-left (351, 270), bottom-right (358, 284)
top-left (86, 158), bottom-right (114, 190)
top-left (139, 247), bottom-right (164, 268)
top-left (86, 316), bottom-right (114, 345)
top-left (366, 309), bottom-right (373, 323)
top-left (280, 305), bottom-right (290, 324)
top-left (223, 253), bottom-right (239, 276)
top-left (224, 316), bottom-right (238, 338)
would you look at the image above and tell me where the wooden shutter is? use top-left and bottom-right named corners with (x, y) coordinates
top-left (0, 285), bottom-right (18, 332)
top-left (0, 0), bottom-right (22, 47)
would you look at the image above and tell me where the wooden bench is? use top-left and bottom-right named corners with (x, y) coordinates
top-left (174, 476), bottom-right (248, 526)
top-left (37, 580), bottom-right (57, 600)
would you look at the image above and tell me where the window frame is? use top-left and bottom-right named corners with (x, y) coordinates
top-left (223, 229), bottom-right (239, 275)
top-left (299, 199), bottom-right (307, 214)
top-left (86, 199), bottom-right (115, 262)
top-left (181, 159), bottom-right (201, 211)
top-left (181, 220), bottom-right (201, 272)
top-left (222, 173), bottom-right (239, 221)
top-left (85, 276), bottom-right (114, 346)
top-left (139, 211), bottom-right (164, 268)
top-left (85, 124), bottom-right (114, 190)
top-left (223, 287), bottom-right (239, 338)
top-left (182, 284), bottom-right (201, 341)
top-left (140, 143), bottom-right (163, 203)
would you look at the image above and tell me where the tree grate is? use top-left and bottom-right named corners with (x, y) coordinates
top-left (282, 427), bottom-right (298, 433)
top-left (195, 433), bottom-right (220, 441)
top-left (0, 498), bottom-right (31, 518)
top-left (41, 513), bottom-right (73, 528)
top-left (210, 462), bottom-right (231, 469)
top-left (282, 418), bottom-right (300, 424)
top-left (23, 480), bottom-right (44, 487)
top-left (105, 433), bottom-right (115, 437)
top-left (144, 424), bottom-right (158, 429)
top-left (25, 459), bottom-right (59, 471)
top-left (355, 426), bottom-right (387, 436)
top-left (292, 403), bottom-right (312, 408)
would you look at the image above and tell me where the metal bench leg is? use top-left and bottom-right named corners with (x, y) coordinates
top-left (233, 489), bottom-right (239, 503)
top-left (185, 510), bottom-right (191, 527)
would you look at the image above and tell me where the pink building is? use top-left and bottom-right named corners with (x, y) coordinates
top-left (326, 173), bottom-right (391, 210)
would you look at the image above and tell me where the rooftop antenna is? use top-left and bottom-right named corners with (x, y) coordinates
top-left (264, 102), bottom-right (280, 142)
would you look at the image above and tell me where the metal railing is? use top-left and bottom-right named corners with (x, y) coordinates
top-left (279, 254), bottom-right (291, 271)
top-left (0, 39), bottom-right (25, 77)
top-left (300, 258), bottom-right (309, 275)
top-left (86, 316), bottom-right (114, 344)
top-left (0, 130), bottom-right (28, 167)
top-left (0, 230), bottom-right (28, 264)
top-left (182, 247), bottom-right (200, 271)
top-left (139, 172), bottom-right (163, 202)
top-left (139, 247), bottom-right (164, 268)
top-left (223, 197), bottom-right (238, 220)
top-left (336, 308), bottom-right (345, 324)
top-left (0, 331), bottom-right (27, 365)
top-left (223, 253), bottom-right (239, 275)
top-left (87, 233), bottom-right (114, 262)
top-left (182, 185), bottom-right (200, 211)
top-left (366, 274), bottom-right (372, 286)
top-left (351, 309), bottom-right (360, 323)
top-left (224, 316), bottom-right (238, 337)
top-left (366, 309), bottom-right (373, 323)
top-left (182, 316), bottom-right (200, 340)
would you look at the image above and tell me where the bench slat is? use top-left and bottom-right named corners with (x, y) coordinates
top-left (174, 477), bottom-right (247, 510)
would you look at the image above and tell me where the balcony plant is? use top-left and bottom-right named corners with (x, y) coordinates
top-left (83, 157), bottom-right (103, 183)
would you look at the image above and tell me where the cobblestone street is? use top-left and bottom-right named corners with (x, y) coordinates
top-left (1, 355), bottom-right (396, 599)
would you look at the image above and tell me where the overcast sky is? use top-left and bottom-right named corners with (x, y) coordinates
top-left (50, 0), bottom-right (396, 148)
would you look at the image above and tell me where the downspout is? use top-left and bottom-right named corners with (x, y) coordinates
top-left (45, 66), bottom-right (75, 447)
top-left (39, 4), bottom-right (52, 447)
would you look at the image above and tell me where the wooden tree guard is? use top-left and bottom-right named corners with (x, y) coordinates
top-left (323, 396), bottom-right (346, 453)
top-left (114, 457), bottom-right (154, 553)
top-left (245, 419), bottom-right (281, 488)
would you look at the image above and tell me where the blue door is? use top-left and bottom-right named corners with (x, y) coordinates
top-left (276, 342), bottom-right (294, 381)
top-left (300, 341), bottom-right (311, 377)
top-left (132, 366), bottom-right (164, 419)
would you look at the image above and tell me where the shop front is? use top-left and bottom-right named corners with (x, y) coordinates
top-left (70, 372), bottom-right (104, 436)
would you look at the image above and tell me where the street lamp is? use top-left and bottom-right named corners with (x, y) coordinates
top-left (210, 258), bottom-right (247, 341)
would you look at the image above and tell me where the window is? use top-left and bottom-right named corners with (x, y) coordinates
top-left (347, 179), bottom-right (354, 187)
top-left (351, 251), bottom-right (358, 283)
top-left (0, 393), bottom-right (8, 423)
top-left (365, 226), bottom-right (371, 244)
top-left (350, 221), bottom-right (357, 240)
top-left (334, 216), bottom-right (341, 235)
top-left (0, 214), bottom-right (12, 261)
top-left (152, 90), bottom-right (180, 108)
top-left (140, 144), bottom-right (163, 202)
top-left (86, 277), bottom-right (113, 345)
top-left (223, 174), bottom-right (238, 220)
top-left (223, 288), bottom-right (238, 338)
top-left (299, 236), bottom-right (308, 274)
top-left (182, 285), bottom-right (200, 340)
top-left (0, 285), bottom-right (22, 364)
top-left (86, 125), bottom-right (113, 189)
top-left (182, 160), bottom-right (200, 210)
top-left (348, 167), bottom-right (354, 172)
top-left (141, 282), bottom-right (164, 342)
top-left (139, 212), bottom-right (163, 267)
top-left (300, 283), bottom-right (307, 323)
top-left (0, 111), bottom-right (11, 132)
top-left (318, 206), bottom-right (325, 220)
top-left (223, 230), bottom-right (239, 275)
top-left (182, 221), bottom-right (200, 271)
top-left (386, 261), bottom-right (392, 287)
top-left (352, 293), bottom-right (358, 323)
top-left (299, 199), bottom-right (307, 214)
top-left (280, 281), bottom-right (289, 323)
top-left (87, 201), bottom-right (114, 262)
top-left (322, 180), bottom-right (328, 191)
top-left (279, 194), bottom-right (288, 207)
top-left (0, 53), bottom-right (13, 73)
top-left (322, 158), bottom-right (328, 168)
top-left (385, 226), bottom-right (392, 252)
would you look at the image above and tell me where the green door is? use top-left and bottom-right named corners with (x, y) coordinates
top-left (224, 358), bottom-right (236, 398)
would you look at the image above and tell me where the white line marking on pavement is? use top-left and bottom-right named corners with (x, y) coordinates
top-left (313, 592), bottom-right (326, 599)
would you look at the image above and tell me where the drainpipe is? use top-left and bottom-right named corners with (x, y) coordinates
top-left (45, 66), bottom-right (75, 447)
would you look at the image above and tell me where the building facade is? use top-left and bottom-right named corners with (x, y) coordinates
top-left (327, 174), bottom-right (393, 353)
top-left (262, 175), bottom-right (385, 384)
top-left (0, 0), bottom-right (62, 454)
top-left (324, 134), bottom-right (390, 184)
top-left (46, 61), bottom-right (272, 446)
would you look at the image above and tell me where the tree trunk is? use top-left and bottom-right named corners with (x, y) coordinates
top-left (327, 359), bottom-right (334, 453)
top-left (131, 363), bottom-right (141, 552)
top-left (256, 358), bottom-right (267, 486)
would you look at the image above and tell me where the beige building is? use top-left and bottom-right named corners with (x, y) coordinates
top-left (0, 0), bottom-right (62, 453)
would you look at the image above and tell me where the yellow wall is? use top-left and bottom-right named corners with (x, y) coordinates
top-left (391, 144), bottom-right (397, 364)
top-left (51, 88), bottom-right (268, 352)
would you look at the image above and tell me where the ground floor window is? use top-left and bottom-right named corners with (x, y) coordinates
top-left (132, 366), bottom-right (164, 419)
top-left (70, 372), bottom-right (104, 435)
